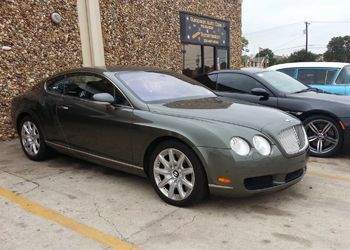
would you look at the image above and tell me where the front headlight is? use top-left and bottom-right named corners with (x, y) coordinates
top-left (253, 135), bottom-right (271, 156)
top-left (230, 137), bottom-right (250, 156)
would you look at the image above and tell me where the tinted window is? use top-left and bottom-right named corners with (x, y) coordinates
top-left (278, 68), bottom-right (295, 77)
top-left (297, 68), bottom-right (338, 85)
top-left (217, 73), bottom-right (267, 94)
top-left (117, 71), bottom-right (215, 102)
top-left (335, 66), bottom-right (350, 84)
top-left (64, 74), bottom-right (103, 98)
top-left (46, 76), bottom-right (65, 94)
top-left (48, 73), bottom-right (129, 106)
top-left (195, 74), bottom-right (217, 90)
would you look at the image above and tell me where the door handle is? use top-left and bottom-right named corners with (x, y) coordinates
top-left (57, 105), bottom-right (69, 110)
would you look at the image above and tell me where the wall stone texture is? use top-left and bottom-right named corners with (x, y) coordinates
top-left (0, 0), bottom-right (241, 141)
top-left (0, 0), bottom-right (82, 140)
top-left (99, 0), bottom-right (242, 72)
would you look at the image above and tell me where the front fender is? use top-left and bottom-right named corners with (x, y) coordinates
top-left (132, 110), bottom-right (260, 166)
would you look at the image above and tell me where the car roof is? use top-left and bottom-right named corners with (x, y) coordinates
top-left (268, 62), bottom-right (350, 70)
top-left (209, 68), bottom-right (272, 75)
top-left (59, 66), bottom-right (171, 74)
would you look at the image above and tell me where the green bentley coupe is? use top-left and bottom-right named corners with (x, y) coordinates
top-left (11, 67), bottom-right (309, 206)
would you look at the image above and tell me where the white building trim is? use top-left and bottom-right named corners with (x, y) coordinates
top-left (77, 0), bottom-right (105, 67)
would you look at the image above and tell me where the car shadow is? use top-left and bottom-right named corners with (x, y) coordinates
top-left (44, 153), bottom-right (310, 212)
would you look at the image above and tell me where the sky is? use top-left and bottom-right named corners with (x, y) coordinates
top-left (242, 0), bottom-right (350, 56)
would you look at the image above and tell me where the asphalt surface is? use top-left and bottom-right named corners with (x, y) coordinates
top-left (1, 139), bottom-right (349, 250)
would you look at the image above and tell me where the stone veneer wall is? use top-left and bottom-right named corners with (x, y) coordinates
top-left (99, 0), bottom-right (242, 71)
top-left (0, 0), bottom-right (242, 141)
top-left (0, 0), bottom-right (82, 140)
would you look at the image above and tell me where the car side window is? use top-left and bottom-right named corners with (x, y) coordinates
top-left (195, 74), bottom-right (217, 90)
top-left (217, 73), bottom-right (268, 94)
top-left (46, 76), bottom-right (66, 94)
top-left (278, 68), bottom-right (295, 78)
top-left (335, 66), bottom-right (350, 84)
top-left (297, 68), bottom-right (338, 85)
top-left (47, 73), bottom-right (130, 106)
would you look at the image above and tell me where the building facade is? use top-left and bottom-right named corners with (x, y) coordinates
top-left (0, 0), bottom-right (242, 140)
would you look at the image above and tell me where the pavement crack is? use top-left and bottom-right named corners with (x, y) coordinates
top-left (170, 215), bottom-right (196, 234)
top-left (94, 202), bottom-right (125, 240)
top-left (0, 169), bottom-right (40, 195)
top-left (126, 208), bottom-right (178, 241)
top-left (137, 214), bottom-right (197, 247)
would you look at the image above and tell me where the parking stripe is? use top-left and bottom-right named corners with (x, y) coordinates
top-left (0, 187), bottom-right (137, 250)
top-left (308, 172), bottom-right (350, 184)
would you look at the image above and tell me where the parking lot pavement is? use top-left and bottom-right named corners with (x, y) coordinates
top-left (0, 140), bottom-right (350, 250)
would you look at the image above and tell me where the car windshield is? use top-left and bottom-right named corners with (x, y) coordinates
top-left (116, 71), bottom-right (216, 102)
top-left (256, 71), bottom-right (308, 94)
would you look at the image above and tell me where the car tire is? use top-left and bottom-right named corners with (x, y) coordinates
top-left (19, 116), bottom-right (52, 161)
top-left (148, 140), bottom-right (208, 206)
top-left (303, 115), bottom-right (343, 157)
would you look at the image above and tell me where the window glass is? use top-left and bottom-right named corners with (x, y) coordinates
top-left (325, 70), bottom-right (338, 84)
top-left (335, 66), bottom-right (350, 84)
top-left (297, 68), bottom-right (338, 85)
top-left (48, 73), bottom-right (129, 106)
top-left (183, 44), bottom-right (202, 78)
top-left (257, 71), bottom-right (308, 94)
top-left (118, 71), bottom-right (215, 102)
top-left (217, 48), bottom-right (228, 70)
top-left (63, 74), bottom-right (103, 98)
top-left (217, 73), bottom-right (267, 94)
top-left (203, 46), bottom-right (214, 73)
top-left (195, 74), bottom-right (217, 90)
top-left (46, 76), bottom-right (65, 94)
top-left (278, 68), bottom-right (295, 78)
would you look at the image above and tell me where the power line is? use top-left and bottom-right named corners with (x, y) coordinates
top-left (274, 35), bottom-right (305, 50)
top-left (244, 22), bottom-right (302, 35)
top-left (244, 20), bottom-right (350, 36)
top-left (311, 21), bottom-right (350, 24)
top-left (273, 44), bottom-right (326, 52)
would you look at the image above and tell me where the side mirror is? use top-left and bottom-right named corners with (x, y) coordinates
top-left (92, 93), bottom-right (114, 103)
top-left (251, 88), bottom-right (269, 100)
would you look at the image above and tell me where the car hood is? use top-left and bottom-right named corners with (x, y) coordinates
top-left (148, 97), bottom-right (300, 133)
top-left (289, 91), bottom-right (350, 105)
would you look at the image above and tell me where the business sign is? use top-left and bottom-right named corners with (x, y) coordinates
top-left (180, 13), bottom-right (229, 47)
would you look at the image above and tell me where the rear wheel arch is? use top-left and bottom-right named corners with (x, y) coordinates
top-left (16, 112), bottom-right (33, 133)
top-left (16, 111), bottom-right (47, 140)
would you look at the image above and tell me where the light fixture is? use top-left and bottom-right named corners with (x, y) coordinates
top-left (51, 12), bottom-right (62, 24)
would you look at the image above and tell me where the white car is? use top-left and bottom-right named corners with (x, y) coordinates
top-left (268, 62), bottom-right (350, 95)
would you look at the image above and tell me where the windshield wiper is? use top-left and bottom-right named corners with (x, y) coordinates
top-left (293, 87), bottom-right (322, 94)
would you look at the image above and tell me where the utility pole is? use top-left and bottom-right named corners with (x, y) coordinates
top-left (305, 21), bottom-right (310, 60)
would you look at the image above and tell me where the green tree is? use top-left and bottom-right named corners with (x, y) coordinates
top-left (284, 49), bottom-right (318, 62)
top-left (242, 36), bottom-right (249, 51)
top-left (255, 48), bottom-right (277, 66)
top-left (324, 36), bottom-right (350, 62)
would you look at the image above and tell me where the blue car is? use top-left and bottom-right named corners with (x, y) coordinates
top-left (268, 62), bottom-right (350, 95)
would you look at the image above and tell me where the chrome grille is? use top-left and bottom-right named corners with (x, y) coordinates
top-left (278, 125), bottom-right (308, 155)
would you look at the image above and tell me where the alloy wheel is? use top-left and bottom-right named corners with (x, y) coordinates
top-left (21, 121), bottom-right (40, 156)
top-left (153, 148), bottom-right (195, 201)
top-left (305, 119), bottom-right (339, 155)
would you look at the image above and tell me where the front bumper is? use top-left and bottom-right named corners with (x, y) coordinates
top-left (195, 145), bottom-right (308, 197)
